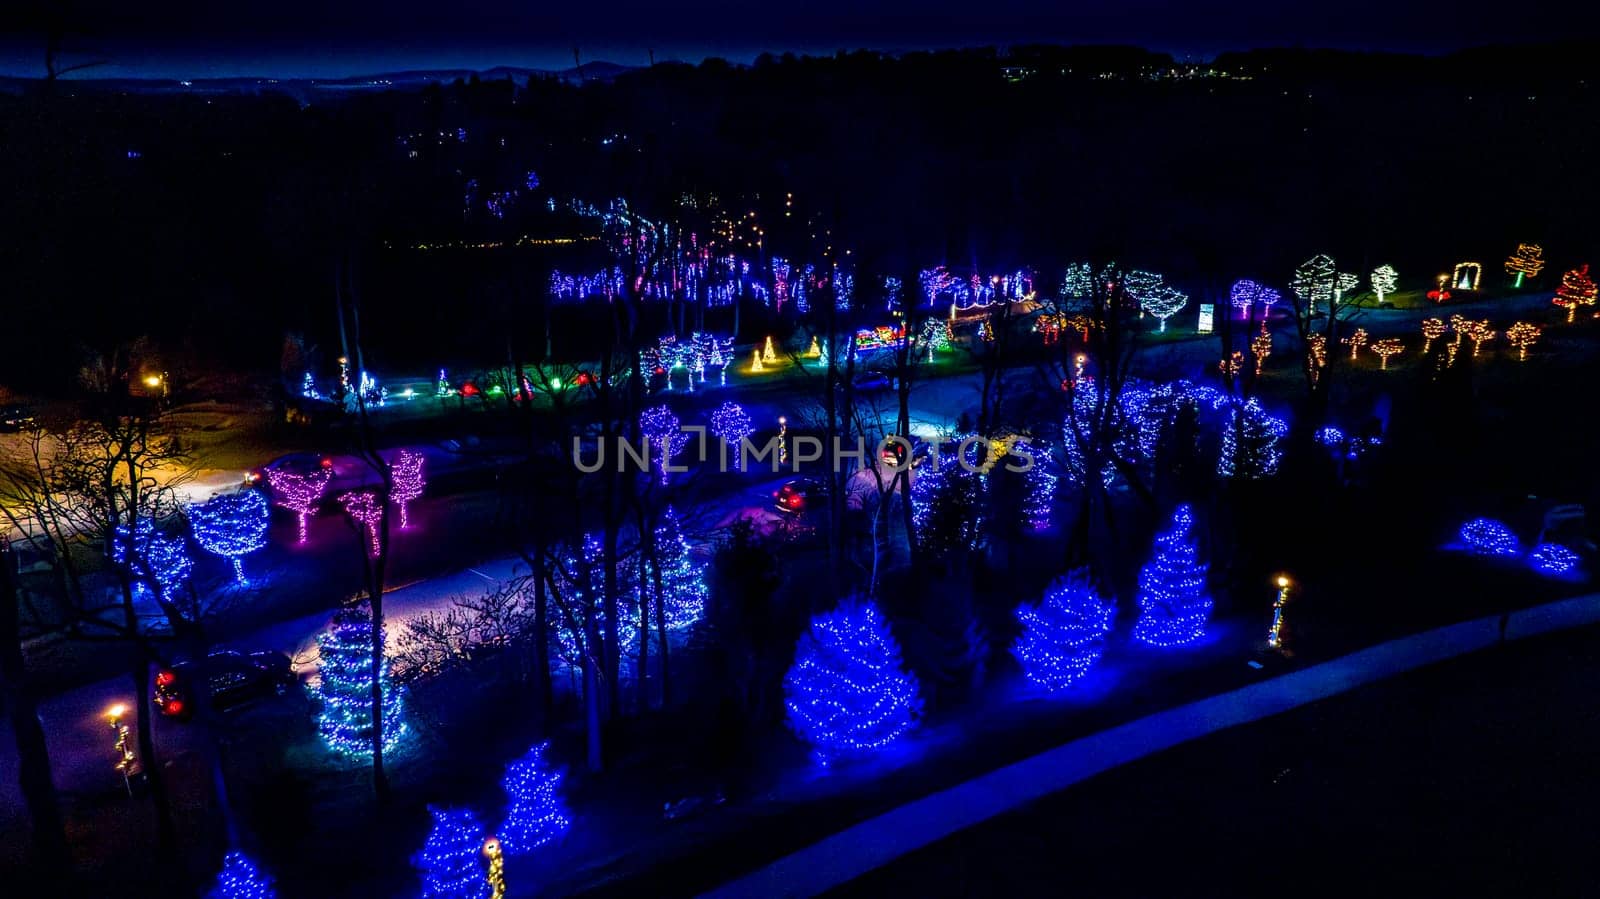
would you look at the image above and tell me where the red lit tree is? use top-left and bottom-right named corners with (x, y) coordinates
top-left (1553, 265), bottom-right (1597, 323)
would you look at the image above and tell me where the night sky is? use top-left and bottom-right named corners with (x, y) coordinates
top-left (6, 0), bottom-right (1599, 79)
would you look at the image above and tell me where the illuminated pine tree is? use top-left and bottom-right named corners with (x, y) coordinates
top-left (313, 603), bottom-right (406, 759)
top-left (414, 806), bottom-right (490, 899)
top-left (784, 599), bottom-right (922, 764)
top-left (1553, 265), bottom-right (1597, 322)
top-left (1370, 264), bottom-right (1398, 303)
top-left (498, 742), bottom-right (571, 855)
top-left (190, 490), bottom-right (270, 586)
top-left (1131, 505), bottom-right (1213, 647)
top-left (207, 851), bottom-right (275, 899)
top-left (650, 507), bottom-right (707, 630)
top-left (1012, 569), bottom-right (1115, 691)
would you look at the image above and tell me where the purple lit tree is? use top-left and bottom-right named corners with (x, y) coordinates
top-left (1230, 279), bottom-right (1281, 319)
top-left (338, 490), bottom-right (384, 557)
top-left (389, 450), bottom-right (425, 528)
top-left (265, 466), bottom-right (331, 543)
top-left (190, 490), bottom-right (270, 586)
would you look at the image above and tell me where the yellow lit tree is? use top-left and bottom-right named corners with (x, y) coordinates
top-left (1250, 325), bottom-right (1271, 376)
top-left (1370, 338), bottom-right (1403, 370)
top-left (1342, 327), bottom-right (1368, 360)
top-left (1504, 243), bottom-right (1545, 288)
top-left (1467, 321), bottom-right (1496, 357)
top-left (1421, 318), bottom-right (1446, 354)
top-left (1506, 322), bottom-right (1541, 361)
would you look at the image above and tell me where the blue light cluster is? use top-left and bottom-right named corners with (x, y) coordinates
top-left (1459, 518), bottom-right (1520, 557)
top-left (709, 402), bottom-right (754, 466)
top-left (554, 535), bottom-right (640, 670)
top-left (189, 490), bottom-right (270, 586)
top-left (1529, 543), bottom-right (1579, 576)
top-left (639, 405), bottom-right (689, 485)
top-left (1217, 397), bottom-right (1287, 479)
top-left (110, 519), bottom-right (193, 602)
top-left (499, 741), bottom-right (570, 855)
top-left (313, 605), bottom-right (407, 760)
top-left (415, 806), bottom-right (490, 899)
top-left (1013, 569), bottom-right (1115, 691)
top-left (784, 600), bottom-right (923, 764)
top-left (650, 507), bottom-right (707, 631)
top-left (207, 851), bottom-right (275, 899)
top-left (1132, 505), bottom-right (1213, 647)
top-left (1314, 426), bottom-right (1346, 448)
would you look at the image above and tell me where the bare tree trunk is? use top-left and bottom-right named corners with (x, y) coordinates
top-left (0, 544), bottom-right (69, 873)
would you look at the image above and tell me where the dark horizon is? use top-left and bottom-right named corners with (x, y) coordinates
top-left (9, 0), bottom-right (1599, 81)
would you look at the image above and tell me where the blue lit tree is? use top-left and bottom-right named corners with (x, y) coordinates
top-left (498, 741), bottom-right (571, 855)
top-left (709, 402), bottom-right (754, 470)
top-left (1217, 398), bottom-right (1286, 479)
top-left (1132, 505), bottom-right (1213, 647)
top-left (415, 806), bottom-right (490, 899)
top-left (1460, 518), bottom-right (1519, 556)
top-left (313, 604), bottom-right (406, 759)
top-left (110, 519), bottom-right (193, 602)
top-left (651, 507), bottom-right (707, 631)
top-left (207, 851), bottom-right (275, 899)
top-left (190, 490), bottom-right (270, 585)
top-left (784, 599), bottom-right (922, 764)
top-left (639, 405), bottom-right (689, 486)
top-left (1013, 569), bottom-right (1115, 691)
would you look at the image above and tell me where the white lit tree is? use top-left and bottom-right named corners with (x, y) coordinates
top-left (1370, 264), bottom-right (1398, 304)
top-left (1290, 254), bottom-right (1336, 316)
top-left (1140, 285), bottom-right (1188, 332)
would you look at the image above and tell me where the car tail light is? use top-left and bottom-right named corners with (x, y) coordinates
top-left (788, 494), bottom-right (803, 508)
top-left (320, 457), bottom-right (333, 468)
top-left (156, 670), bottom-right (176, 687)
top-left (163, 699), bottom-right (184, 716)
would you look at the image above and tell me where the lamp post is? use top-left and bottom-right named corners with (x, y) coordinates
top-left (777, 416), bottom-right (788, 466)
top-left (1267, 575), bottom-right (1292, 651)
top-left (107, 703), bottom-right (137, 796)
top-left (483, 836), bottom-right (506, 899)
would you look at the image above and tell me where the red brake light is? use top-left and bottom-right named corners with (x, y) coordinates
top-left (156, 670), bottom-right (176, 686)
top-left (320, 457), bottom-right (333, 468)
top-left (164, 699), bottom-right (184, 715)
top-left (788, 494), bottom-right (803, 507)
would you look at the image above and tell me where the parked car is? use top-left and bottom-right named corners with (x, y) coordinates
top-left (775, 478), bottom-right (827, 514)
top-left (0, 405), bottom-right (37, 432)
top-left (245, 452), bottom-right (335, 488)
top-left (152, 650), bottom-right (295, 720)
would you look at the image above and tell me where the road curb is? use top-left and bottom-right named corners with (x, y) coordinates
top-left (700, 592), bottom-right (1600, 898)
